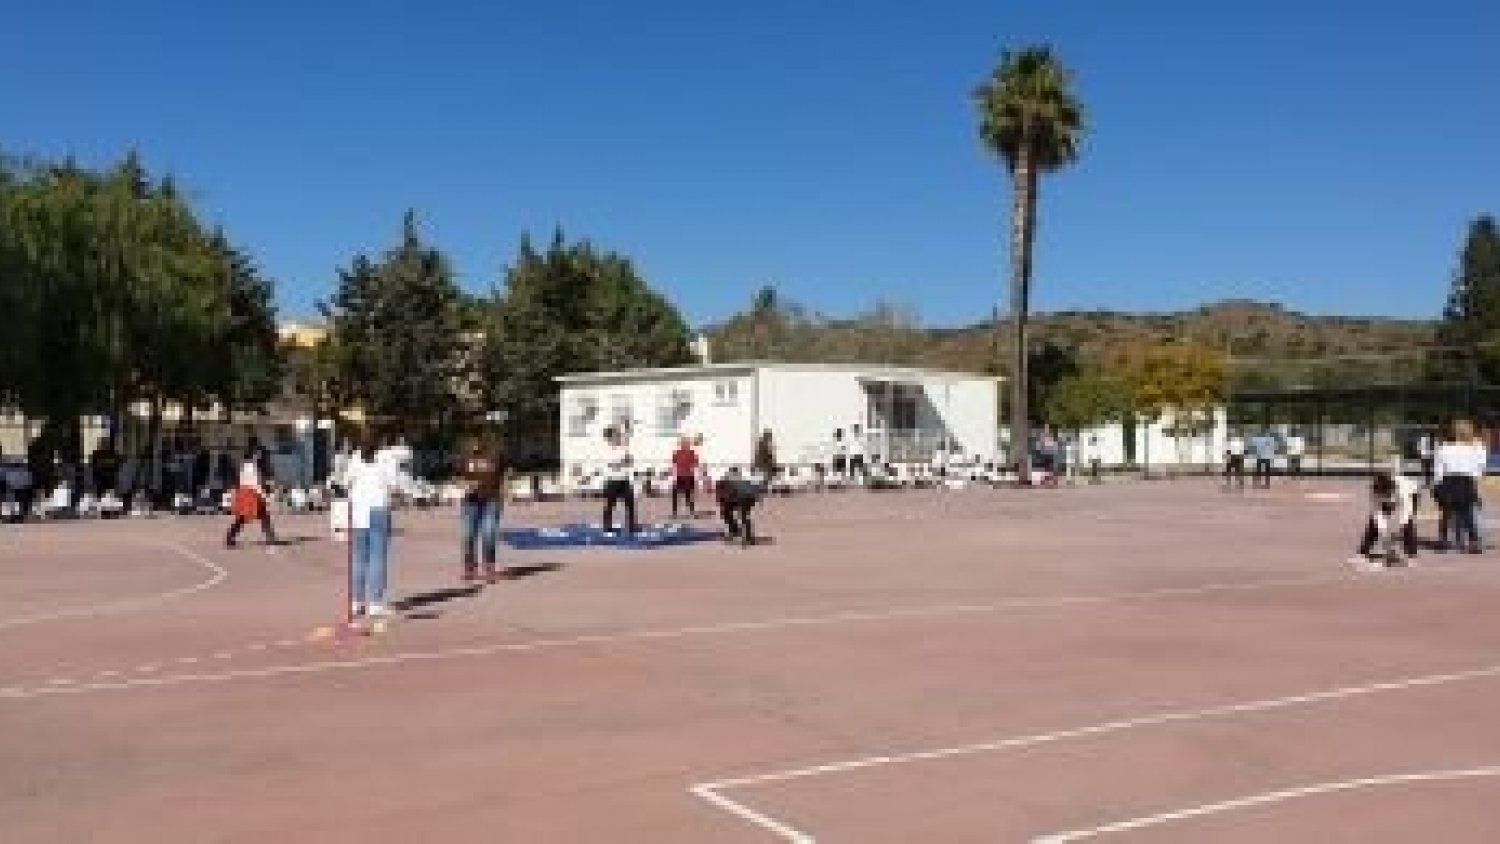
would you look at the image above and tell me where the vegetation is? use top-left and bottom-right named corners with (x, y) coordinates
top-left (1431, 215), bottom-right (1500, 382)
top-left (320, 211), bottom-right (468, 437)
top-left (975, 45), bottom-right (1086, 475)
top-left (0, 150), bottom-right (278, 461)
top-left (478, 231), bottom-right (694, 462)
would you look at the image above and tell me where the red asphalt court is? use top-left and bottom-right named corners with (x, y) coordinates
top-left (3, 479), bottom-right (1500, 842)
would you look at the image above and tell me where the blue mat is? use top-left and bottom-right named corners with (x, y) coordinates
top-left (501, 523), bottom-right (721, 550)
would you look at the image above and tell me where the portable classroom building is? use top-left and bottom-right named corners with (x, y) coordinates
top-left (556, 363), bottom-right (1001, 479)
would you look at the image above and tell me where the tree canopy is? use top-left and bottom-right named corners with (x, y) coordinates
top-left (479, 231), bottom-right (693, 460)
top-left (0, 150), bottom-right (278, 456)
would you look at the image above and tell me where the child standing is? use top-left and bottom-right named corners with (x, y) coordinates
top-left (670, 437), bottom-right (699, 519)
top-left (347, 435), bottom-right (400, 618)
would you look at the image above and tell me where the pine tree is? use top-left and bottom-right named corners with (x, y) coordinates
top-left (322, 211), bottom-right (466, 433)
top-left (1433, 215), bottom-right (1500, 382)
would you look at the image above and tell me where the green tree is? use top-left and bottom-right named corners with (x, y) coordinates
top-left (1432, 214), bottom-right (1500, 382)
top-left (481, 231), bottom-right (693, 462)
top-left (1121, 341), bottom-right (1227, 475)
top-left (976, 45), bottom-right (1086, 477)
top-left (322, 211), bottom-right (466, 434)
top-left (1044, 369), bottom-right (1130, 435)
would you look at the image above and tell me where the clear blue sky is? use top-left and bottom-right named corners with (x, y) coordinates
top-left (5, 0), bottom-right (1497, 326)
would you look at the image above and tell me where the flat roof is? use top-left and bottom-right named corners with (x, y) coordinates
top-left (555, 361), bottom-right (1002, 385)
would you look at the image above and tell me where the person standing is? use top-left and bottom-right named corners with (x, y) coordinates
top-left (1084, 435), bottom-right (1104, 484)
top-left (1417, 430), bottom-right (1436, 487)
top-left (226, 446), bottom-right (279, 550)
top-left (670, 436), bottom-right (699, 519)
top-left (346, 435), bottom-right (400, 618)
top-left (601, 426), bottom-right (638, 535)
top-left (1434, 419), bottom-right (1485, 554)
top-left (1223, 431), bottom-right (1247, 491)
top-left (830, 429), bottom-right (849, 480)
top-left (1284, 431), bottom-right (1306, 478)
top-left (458, 440), bottom-right (508, 583)
top-left (847, 424), bottom-right (868, 483)
top-left (752, 430), bottom-right (778, 488)
top-left (1248, 430), bottom-right (1277, 489)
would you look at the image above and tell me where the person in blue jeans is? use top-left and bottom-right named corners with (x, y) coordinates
top-left (458, 441), bottom-right (508, 582)
top-left (346, 436), bottom-right (398, 619)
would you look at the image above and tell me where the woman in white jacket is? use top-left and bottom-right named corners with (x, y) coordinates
top-left (346, 435), bottom-right (401, 618)
top-left (1433, 419), bottom-right (1485, 554)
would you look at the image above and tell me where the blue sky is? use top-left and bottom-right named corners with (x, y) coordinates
top-left (4, 0), bottom-right (1497, 326)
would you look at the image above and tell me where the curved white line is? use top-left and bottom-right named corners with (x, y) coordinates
top-left (1034, 766), bottom-right (1500, 842)
top-left (0, 542), bottom-right (228, 631)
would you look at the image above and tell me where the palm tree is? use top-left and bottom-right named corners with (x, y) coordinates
top-left (975, 46), bottom-right (1084, 482)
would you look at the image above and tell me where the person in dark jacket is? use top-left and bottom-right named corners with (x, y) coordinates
top-left (716, 467), bottom-right (763, 548)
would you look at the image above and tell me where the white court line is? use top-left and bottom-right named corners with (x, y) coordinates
top-left (0, 571), bottom-right (1362, 700)
top-left (1034, 766), bottom-right (1500, 842)
top-left (691, 662), bottom-right (1500, 842)
top-left (0, 542), bottom-right (227, 631)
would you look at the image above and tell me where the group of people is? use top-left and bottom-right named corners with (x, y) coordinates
top-left (1354, 419), bottom-right (1490, 568)
top-left (603, 424), bottom-right (766, 547)
top-left (1223, 430), bottom-right (1307, 489)
top-left (216, 432), bottom-right (511, 621)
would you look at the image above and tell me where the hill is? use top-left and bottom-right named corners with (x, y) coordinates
top-left (706, 297), bottom-right (1438, 383)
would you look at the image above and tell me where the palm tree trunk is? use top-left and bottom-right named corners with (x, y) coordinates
top-left (1008, 148), bottom-right (1037, 483)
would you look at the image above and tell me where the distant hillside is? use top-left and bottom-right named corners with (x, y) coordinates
top-left (707, 298), bottom-right (1438, 379)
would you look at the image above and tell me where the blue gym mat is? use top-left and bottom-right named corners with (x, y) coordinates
top-left (501, 523), bottom-right (721, 550)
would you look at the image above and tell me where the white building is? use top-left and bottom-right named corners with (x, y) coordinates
top-left (556, 363), bottom-right (1001, 478)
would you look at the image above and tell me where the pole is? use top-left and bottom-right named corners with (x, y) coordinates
top-left (345, 494), bottom-right (354, 628)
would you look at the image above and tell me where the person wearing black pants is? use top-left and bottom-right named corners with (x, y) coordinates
top-left (601, 426), bottom-right (639, 535)
top-left (716, 468), bottom-right (761, 547)
top-left (670, 437), bottom-right (699, 519)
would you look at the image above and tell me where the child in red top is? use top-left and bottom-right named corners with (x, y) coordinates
top-left (670, 438), bottom-right (699, 519)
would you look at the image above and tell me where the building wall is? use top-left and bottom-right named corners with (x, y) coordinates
top-left (1072, 408), bottom-right (1228, 468)
top-left (558, 371), bottom-right (755, 476)
top-left (758, 369), bottom-right (870, 465)
top-left (559, 366), bottom-right (1002, 476)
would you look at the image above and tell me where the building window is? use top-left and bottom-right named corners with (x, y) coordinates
top-left (656, 388), bottom-right (693, 436)
top-left (609, 395), bottom-right (633, 434)
top-left (568, 396), bottom-right (598, 438)
top-left (713, 380), bottom-right (739, 407)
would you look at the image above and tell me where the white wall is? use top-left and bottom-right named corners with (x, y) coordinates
top-left (1073, 408), bottom-right (1228, 468)
top-left (759, 369), bottom-right (868, 465)
top-left (559, 372), bottom-right (754, 476)
top-left (558, 366), bottom-right (1001, 476)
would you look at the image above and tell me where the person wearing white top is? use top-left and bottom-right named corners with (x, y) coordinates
top-left (1351, 462), bottom-right (1419, 569)
top-left (1284, 433), bottom-right (1306, 477)
top-left (1433, 420), bottom-right (1485, 553)
top-left (346, 438), bottom-right (401, 617)
top-left (847, 424), bottom-right (868, 482)
top-left (601, 426), bottom-right (639, 535)
top-left (1417, 431), bottom-right (1436, 486)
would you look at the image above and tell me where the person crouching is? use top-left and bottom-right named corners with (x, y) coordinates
top-left (715, 467), bottom-right (763, 548)
top-left (1352, 468), bottom-right (1418, 570)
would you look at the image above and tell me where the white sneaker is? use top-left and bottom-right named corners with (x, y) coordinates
top-left (1347, 555), bottom-right (1379, 572)
top-left (366, 604), bottom-right (395, 618)
top-left (350, 602), bottom-right (366, 617)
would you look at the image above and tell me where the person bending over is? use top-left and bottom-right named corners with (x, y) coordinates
top-left (1351, 467), bottom-right (1418, 569)
top-left (715, 467), bottom-right (762, 548)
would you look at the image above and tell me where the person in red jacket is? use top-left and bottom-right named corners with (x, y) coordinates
top-left (670, 436), bottom-right (700, 519)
